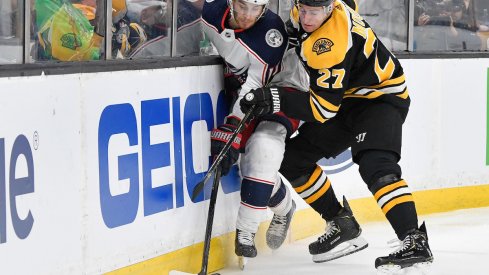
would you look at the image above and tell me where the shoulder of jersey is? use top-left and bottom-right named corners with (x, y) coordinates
top-left (239, 11), bottom-right (288, 66)
top-left (343, 0), bottom-right (358, 11)
top-left (302, 1), bottom-right (353, 69)
top-left (202, 0), bottom-right (227, 30)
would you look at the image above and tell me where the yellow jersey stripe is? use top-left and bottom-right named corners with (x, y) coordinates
top-left (310, 97), bottom-right (328, 123)
top-left (381, 194), bottom-right (414, 214)
top-left (345, 74), bottom-right (406, 95)
top-left (310, 89), bottom-right (340, 112)
top-left (305, 178), bottom-right (332, 204)
top-left (294, 166), bottom-right (323, 193)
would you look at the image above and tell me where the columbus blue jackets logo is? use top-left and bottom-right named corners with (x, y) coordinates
top-left (312, 38), bottom-right (334, 55)
top-left (265, 29), bottom-right (283, 48)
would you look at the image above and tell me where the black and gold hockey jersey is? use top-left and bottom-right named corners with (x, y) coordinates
top-left (282, 0), bottom-right (409, 123)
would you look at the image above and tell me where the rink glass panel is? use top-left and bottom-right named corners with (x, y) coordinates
top-left (0, 0), bottom-right (23, 64)
top-left (30, 0), bottom-right (106, 62)
top-left (122, 0), bottom-right (173, 59)
top-left (412, 0), bottom-right (489, 51)
top-left (1, 0), bottom-right (489, 68)
top-left (358, 0), bottom-right (408, 52)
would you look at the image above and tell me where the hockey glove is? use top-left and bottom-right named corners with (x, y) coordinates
top-left (285, 19), bottom-right (299, 48)
top-left (240, 86), bottom-right (283, 118)
top-left (210, 116), bottom-right (242, 176)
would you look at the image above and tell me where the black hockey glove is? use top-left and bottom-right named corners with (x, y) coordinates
top-left (210, 116), bottom-right (242, 176)
top-left (285, 19), bottom-right (299, 48)
top-left (240, 87), bottom-right (284, 118)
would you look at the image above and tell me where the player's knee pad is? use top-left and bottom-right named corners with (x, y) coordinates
top-left (241, 121), bottom-right (287, 182)
top-left (357, 150), bottom-right (402, 188)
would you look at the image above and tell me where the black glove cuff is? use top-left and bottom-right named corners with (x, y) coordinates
top-left (224, 115), bottom-right (242, 127)
top-left (268, 86), bottom-right (284, 114)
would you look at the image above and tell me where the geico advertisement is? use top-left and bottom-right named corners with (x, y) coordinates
top-left (96, 91), bottom-right (243, 227)
top-left (82, 67), bottom-right (244, 272)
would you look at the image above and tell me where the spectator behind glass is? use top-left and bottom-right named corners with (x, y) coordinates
top-left (111, 0), bottom-right (148, 58)
top-left (126, 1), bottom-right (170, 41)
top-left (414, 0), bottom-right (481, 50)
top-left (445, 0), bottom-right (481, 50)
top-left (128, 0), bottom-right (204, 58)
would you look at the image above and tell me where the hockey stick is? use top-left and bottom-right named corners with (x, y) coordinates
top-left (191, 105), bottom-right (255, 201)
top-left (170, 167), bottom-right (223, 275)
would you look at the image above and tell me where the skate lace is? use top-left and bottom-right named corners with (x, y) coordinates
top-left (318, 221), bottom-right (339, 243)
top-left (268, 214), bottom-right (288, 236)
top-left (388, 235), bottom-right (413, 255)
top-left (237, 230), bottom-right (254, 246)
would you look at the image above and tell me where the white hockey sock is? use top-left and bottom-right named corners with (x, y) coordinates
top-left (236, 203), bottom-right (266, 233)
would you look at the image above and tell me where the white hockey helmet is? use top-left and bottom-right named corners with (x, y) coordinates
top-left (228, 0), bottom-right (270, 20)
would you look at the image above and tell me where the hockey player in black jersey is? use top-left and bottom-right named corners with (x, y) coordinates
top-left (239, 0), bottom-right (434, 272)
top-left (202, 0), bottom-right (310, 268)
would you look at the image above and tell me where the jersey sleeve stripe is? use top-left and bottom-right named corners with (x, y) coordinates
top-left (310, 95), bottom-right (338, 119)
top-left (237, 38), bottom-right (266, 65)
top-left (345, 74), bottom-right (406, 94)
top-left (310, 89), bottom-right (341, 112)
top-left (310, 98), bottom-right (328, 123)
top-left (396, 88), bottom-right (409, 99)
top-left (310, 97), bottom-right (337, 123)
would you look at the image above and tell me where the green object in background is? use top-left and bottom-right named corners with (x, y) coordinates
top-left (35, 0), bottom-right (100, 61)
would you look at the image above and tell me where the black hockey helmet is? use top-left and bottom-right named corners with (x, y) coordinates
top-left (298, 0), bottom-right (334, 7)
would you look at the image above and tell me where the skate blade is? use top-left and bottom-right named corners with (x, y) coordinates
top-left (376, 261), bottom-right (433, 275)
top-left (238, 256), bottom-right (249, 270)
top-left (312, 236), bottom-right (368, 263)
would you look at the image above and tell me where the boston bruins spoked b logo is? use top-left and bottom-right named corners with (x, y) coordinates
top-left (312, 38), bottom-right (334, 55)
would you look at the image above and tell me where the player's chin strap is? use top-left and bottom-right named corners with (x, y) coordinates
top-left (191, 105), bottom-right (256, 201)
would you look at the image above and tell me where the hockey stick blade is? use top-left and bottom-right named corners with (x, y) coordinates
top-left (171, 168), bottom-right (223, 275)
top-left (191, 106), bottom-right (255, 201)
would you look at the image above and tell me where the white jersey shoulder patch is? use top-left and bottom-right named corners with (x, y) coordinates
top-left (265, 29), bottom-right (283, 48)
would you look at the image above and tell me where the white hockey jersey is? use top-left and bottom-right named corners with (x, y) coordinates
top-left (201, 0), bottom-right (289, 118)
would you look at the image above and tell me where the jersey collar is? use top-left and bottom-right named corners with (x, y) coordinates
top-left (222, 7), bottom-right (246, 33)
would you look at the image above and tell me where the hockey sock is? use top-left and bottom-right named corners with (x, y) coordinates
top-left (369, 177), bottom-right (418, 239)
top-left (293, 165), bottom-right (341, 220)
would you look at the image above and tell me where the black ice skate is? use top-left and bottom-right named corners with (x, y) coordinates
top-left (309, 196), bottom-right (368, 263)
top-left (375, 222), bottom-right (434, 272)
top-left (235, 229), bottom-right (257, 270)
top-left (266, 200), bottom-right (296, 250)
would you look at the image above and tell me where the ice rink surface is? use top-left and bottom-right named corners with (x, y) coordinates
top-left (218, 207), bottom-right (489, 275)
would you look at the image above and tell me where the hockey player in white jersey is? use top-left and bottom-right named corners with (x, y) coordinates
top-left (202, 0), bottom-right (308, 267)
